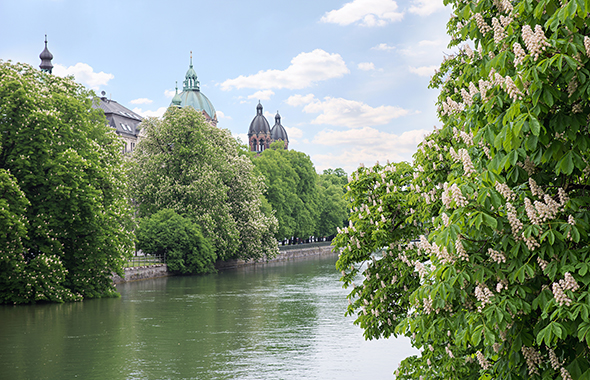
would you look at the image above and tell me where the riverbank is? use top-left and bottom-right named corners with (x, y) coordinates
top-left (114, 241), bottom-right (337, 283)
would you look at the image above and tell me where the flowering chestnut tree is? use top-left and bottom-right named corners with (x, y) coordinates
top-left (129, 107), bottom-right (278, 261)
top-left (334, 0), bottom-right (590, 378)
top-left (0, 61), bottom-right (135, 304)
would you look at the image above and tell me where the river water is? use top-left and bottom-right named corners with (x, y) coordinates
top-left (0, 253), bottom-right (417, 380)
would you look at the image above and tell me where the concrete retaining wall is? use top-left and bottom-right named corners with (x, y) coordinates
top-left (113, 264), bottom-right (169, 284)
top-left (215, 243), bottom-right (336, 270)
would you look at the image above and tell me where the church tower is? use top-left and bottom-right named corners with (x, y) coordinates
top-left (39, 35), bottom-right (53, 74)
top-left (248, 102), bottom-right (272, 152)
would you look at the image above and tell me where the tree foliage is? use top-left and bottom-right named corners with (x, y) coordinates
top-left (0, 61), bottom-right (134, 304)
top-left (251, 144), bottom-right (348, 240)
top-left (128, 107), bottom-right (278, 261)
top-left (334, 1), bottom-right (590, 379)
top-left (136, 209), bottom-right (215, 274)
top-left (251, 144), bottom-right (319, 240)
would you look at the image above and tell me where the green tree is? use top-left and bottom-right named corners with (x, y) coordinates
top-left (251, 145), bottom-right (319, 241)
top-left (136, 209), bottom-right (215, 274)
top-left (129, 106), bottom-right (278, 261)
top-left (0, 61), bottom-right (134, 304)
top-left (316, 169), bottom-right (348, 237)
top-left (334, 1), bottom-right (590, 379)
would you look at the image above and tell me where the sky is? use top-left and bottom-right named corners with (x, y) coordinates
top-left (0, 0), bottom-right (454, 174)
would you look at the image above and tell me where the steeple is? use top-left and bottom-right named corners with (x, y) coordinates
top-left (183, 51), bottom-right (200, 91)
top-left (256, 101), bottom-right (263, 116)
top-left (171, 81), bottom-right (182, 107)
top-left (39, 35), bottom-right (54, 74)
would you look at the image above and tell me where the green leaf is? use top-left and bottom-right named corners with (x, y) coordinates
top-left (559, 151), bottom-right (574, 175)
top-left (482, 213), bottom-right (498, 229)
top-left (529, 115), bottom-right (541, 136)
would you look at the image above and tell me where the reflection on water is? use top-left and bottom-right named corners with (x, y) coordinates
top-left (0, 253), bottom-right (418, 380)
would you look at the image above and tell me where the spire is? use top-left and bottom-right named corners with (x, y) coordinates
top-left (256, 101), bottom-right (263, 116)
top-left (275, 111), bottom-right (281, 123)
top-left (172, 81), bottom-right (182, 107)
top-left (183, 51), bottom-right (200, 91)
top-left (39, 35), bottom-right (54, 74)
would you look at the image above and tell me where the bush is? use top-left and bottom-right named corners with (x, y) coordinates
top-left (136, 209), bottom-right (216, 275)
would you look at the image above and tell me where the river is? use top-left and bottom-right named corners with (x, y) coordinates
top-left (0, 253), bottom-right (418, 380)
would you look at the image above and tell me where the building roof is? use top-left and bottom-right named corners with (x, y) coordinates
top-left (271, 112), bottom-right (289, 142)
top-left (170, 53), bottom-right (217, 121)
top-left (248, 102), bottom-right (271, 136)
top-left (95, 94), bottom-right (143, 137)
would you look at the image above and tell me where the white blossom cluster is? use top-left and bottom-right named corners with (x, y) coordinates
top-left (475, 283), bottom-right (494, 311)
top-left (537, 257), bottom-right (549, 271)
top-left (488, 248), bottom-right (506, 264)
top-left (475, 13), bottom-right (491, 34)
top-left (449, 148), bottom-right (475, 175)
top-left (504, 76), bottom-right (524, 101)
top-left (584, 36), bottom-right (590, 57)
top-left (495, 182), bottom-right (516, 201)
top-left (492, 17), bottom-right (507, 43)
top-left (476, 350), bottom-right (491, 370)
top-left (549, 349), bottom-right (561, 370)
top-left (455, 237), bottom-right (469, 261)
top-left (441, 96), bottom-right (464, 115)
top-left (552, 272), bottom-right (579, 306)
top-left (521, 25), bottom-right (551, 61)
top-left (442, 183), bottom-right (468, 208)
top-left (521, 346), bottom-right (542, 376)
top-left (513, 42), bottom-right (526, 65)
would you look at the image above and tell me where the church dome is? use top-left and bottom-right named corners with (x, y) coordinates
top-left (39, 35), bottom-right (53, 74)
top-left (271, 112), bottom-right (289, 142)
top-left (170, 53), bottom-right (217, 122)
top-left (248, 102), bottom-right (271, 135)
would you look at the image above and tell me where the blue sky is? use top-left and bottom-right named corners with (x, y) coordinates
top-left (1, 0), bottom-right (453, 174)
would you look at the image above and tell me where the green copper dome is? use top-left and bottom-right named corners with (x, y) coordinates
top-left (170, 52), bottom-right (217, 121)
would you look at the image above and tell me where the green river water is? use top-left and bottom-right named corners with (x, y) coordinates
top-left (0, 253), bottom-right (417, 380)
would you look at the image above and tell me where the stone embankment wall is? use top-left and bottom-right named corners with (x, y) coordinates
top-left (215, 242), bottom-right (336, 270)
top-left (114, 243), bottom-right (337, 283)
top-left (113, 264), bottom-right (169, 284)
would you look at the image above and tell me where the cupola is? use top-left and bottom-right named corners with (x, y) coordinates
top-left (39, 35), bottom-right (53, 74)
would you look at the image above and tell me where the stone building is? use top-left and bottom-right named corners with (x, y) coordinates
top-left (247, 102), bottom-right (289, 152)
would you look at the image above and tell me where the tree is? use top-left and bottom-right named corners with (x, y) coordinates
top-left (128, 106), bottom-right (278, 261)
top-left (136, 209), bottom-right (215, 274)
top-left (0, 61), bottom-right (134, 304)
top-left (316, 169), bottom-right (348, 237)
top-left (334, 1), bottom-right (590, 379)
top-left (251, 144), bottom-right (320, 241)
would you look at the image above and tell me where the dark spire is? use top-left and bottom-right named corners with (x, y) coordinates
top-left (39, 35), bottom-right (54, 74)
top-left (256, 101), bottom-right (263, 115)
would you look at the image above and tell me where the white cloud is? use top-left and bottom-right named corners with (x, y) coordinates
top-left (164, 89), bottom-right (176, 98)
top-left (288, 94), bottom-right (410, 128)
top-left (247, 90), bottom-right (275, 100)
top-left (409, 65), bottom-right (438, 76)
top-left (53, 63), bottom-right (114, 90)
top-left (284, 126), bottom-right (303, 138)
top-left (358, 62), bottom-right (375, 71)
top-left (371, 43), bottom-right (395, 51)
top-left (132, 107), bottom-right (167, 118)
top-left (320, 0), bottom-right (404, 27)
top-left (312, 128), bottom-right (429, 172)
top-left (220, 49), bottom-right (349, 91)
top-left (129, 98), bottom-right (153, 105)
top-left (408, 0), bottom-right (446, 16)
top-left (217, 110), bottom-right (232, 120)
top-left (286, 94), bottom-right (316, 107)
